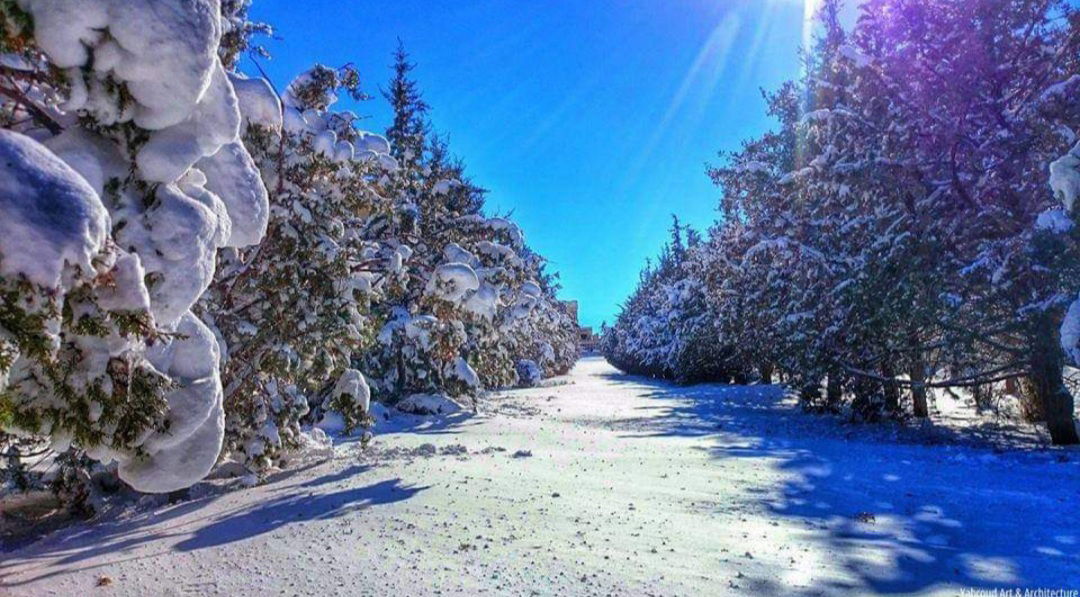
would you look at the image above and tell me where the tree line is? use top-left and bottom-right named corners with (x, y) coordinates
top-left (0, 0), bottom-right (578, 509)
top-left (603, 0), bottom-right (1080, 445)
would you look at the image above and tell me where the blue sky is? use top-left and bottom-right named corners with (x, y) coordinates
top-left (247, 0), bottom-right (818, 329)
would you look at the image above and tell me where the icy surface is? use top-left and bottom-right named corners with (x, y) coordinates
top-left (3, 358), bottom-right (1077, 595)
top-left (0, 130), bottom-right (108, 288)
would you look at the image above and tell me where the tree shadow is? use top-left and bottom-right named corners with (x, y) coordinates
top-left (603, 368), bottom-right (1080, 593)
top-left (333, 410), bottom-right (478, 446)
top-left (0, 471), bottom-right (425, 588)
top-left (174, 478), bottom-right (426, 551)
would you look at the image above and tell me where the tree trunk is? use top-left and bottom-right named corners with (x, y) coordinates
top-left (1030, 317), bottom-right (1079, 445)
top-left (760, 362), bottom-right (774, 384)
top-left (826, 368), bottom-right (843, 412)
top-left (850, 376), bottom-right (879, 421)
top-left (799, 382), bottom-right (821, 411)
top-left (1017, 376), bottom-right (1044, 422)
top-left (881, 363), bottom-right (901, 415)
top-left (910, 355), bottom-right (929, 418)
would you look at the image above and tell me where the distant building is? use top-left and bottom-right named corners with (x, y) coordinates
top-left (565, 300), bottom-right (579, 323)
top-left (579, 326), bottom-right (599, 353)
top-left (563, 300), bottom-right (599, 354)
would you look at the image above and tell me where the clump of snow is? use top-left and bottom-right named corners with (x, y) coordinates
top-left (433, 179), bottom-right (458, 195)
top-left (120, 313), bottom-right (225, 493)
top-left (452, 357), bottom-right (481, 389)
top-left (1050, 141), bottom-right (1080, 213)
top-left (443, 242), bottom-right (479, 267)
top-left (333, 368), bottom-right (371, 416)
top-left (195, 141), bottom-right (269, 247)
top-left (1062, 295), bottom-right (1080, 366)
top-left (396, 393), bottom-right (464, 416)
top-left (229, 73), bottom-right (283, 131)
top-left (42, 128), bottom-right (127, 196)
top-left (426, 262), bottom-right (480, 303)
top-left (1035, 208), bottom-right (1074, 233)
top-left (132, 180), bottom-right (225, 326)
top-left (356, 133), bottom-right (391, 156)
top-left (463, 283), bottom-right (500, 320)
top-left (516, 359), bottom-right (543, 387)
top-left (839, 43), bottom-right (871, 68)
top-left (94, 252), bottom-right (152, 313)
top-left (315, 411), bottom-right (348, 435)
top-left (19, 0), bottom-right (222, 129)
top-left (0, 130), bottom-right (108, 288)
top-left (136, 61), bottom-right (241, 183)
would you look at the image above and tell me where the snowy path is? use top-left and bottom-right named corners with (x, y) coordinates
top-left (2, 357), bottom-right (1078, 596)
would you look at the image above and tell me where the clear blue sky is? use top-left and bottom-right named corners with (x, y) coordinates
top-left (247, 0), bottom-right (819, 329)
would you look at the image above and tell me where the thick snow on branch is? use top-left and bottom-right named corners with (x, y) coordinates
top-left (120, 313), bottom-right (225, 493)
top-left (1050, 141), bottom-right (1080, 213)
top-left (1, 0), bottom-right (275, 493)
top-left (0, 130), bottom-right (108, 288)
top-left (18, 0), bottom-right (222, 129)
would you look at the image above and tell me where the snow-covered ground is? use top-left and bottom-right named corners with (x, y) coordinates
top-left (2, 357), bottom-right (1078, 596)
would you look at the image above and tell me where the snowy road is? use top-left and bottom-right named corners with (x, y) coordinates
top-left (2, 357), bottom-right (1078, 596)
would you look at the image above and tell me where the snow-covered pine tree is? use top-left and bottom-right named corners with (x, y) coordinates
top-left (601, 218), bottom-right (740, 383)
top-left (365, 45), bottom-right (578, 406)
top-left (614, 0), bottom-right (1080, 444)
top-left (199, 64), bottom-right (403, 473)
top-left (0, 0), bottom-right (271, 496)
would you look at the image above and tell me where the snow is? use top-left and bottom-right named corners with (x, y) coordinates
top-left (136, 181), bottom-right (224, 326)
top-left (1050, 141), bottom-right (1080, 213)
top-left (4, 358), bottom-right (1077, 595)
top-left (356, 133), bottom-right (391, 156)
top-left (515, 359), bottom-right (542, 387)
top-left (314, 411), bottom-right (348, 435)
top-left (19, 0), bottom-right (222, 130)
top-left (839, 43), bottom-right (871, 68)
top-left (333, 368), bottom-right (372, 417)
top-left (93, 252), bottom-right (152, 313)
top-left (443, 242), bottom-right (479, 267)
top-left (426, 262), bottom-right (480, 303)
top-left (195, 142), bottom-right (270, 247)
top-left (1035, 207), bottom-right (1074, 233)
top-left (229, 73), bottom-right (283, 131)
top-left (120, 312), bottom-right (224, 493)
top-left (1062, 296), bottom-right (1080, 366)
top-left (42, 128), bottom-right (128, 196)
top-left (395, 393), bottom-right (465, 416)
top-left (463, 283), bottom-right (499, 320)
top-left (433, 179), bottom-right (458, 195)
top-left (0, 130), bottom-right (108, 288)
top-left (452, 357), bottom-right (480, 389)
top-left (136, 60), bottom-right (241, 183)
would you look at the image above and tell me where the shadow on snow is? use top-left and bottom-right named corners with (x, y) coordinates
top-left (0, 466), bottom-right (426, 587)
top-left (600, 368), bottom-right (1080, 594)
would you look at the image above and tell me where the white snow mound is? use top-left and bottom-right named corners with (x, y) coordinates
top-left (0, 130), bottom-right (108, 288)
top-left (396, 393), bottom-right (464, 416)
